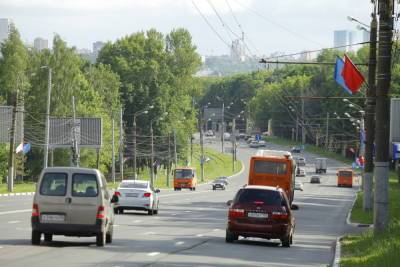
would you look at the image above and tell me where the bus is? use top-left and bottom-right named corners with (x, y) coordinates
top-left (248, 150), bottom-right (296, 204)
top-left (337, 169), bottom-right (354, 187)
top-left (173, 167), bottom-right (197, 191)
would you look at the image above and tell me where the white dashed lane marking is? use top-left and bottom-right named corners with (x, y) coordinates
top-left (8, 220), bottom-right (21, 224)
top-left (147, 252), bottom-right (160, 257)
top-left (196, 234), bottom-right (204, 237)
top-left (133, 220), bottom-right (142, 223)
top-left (175, 241), bottom-right (185, 245)
top-left (0, 209), bottom-right (30, 216)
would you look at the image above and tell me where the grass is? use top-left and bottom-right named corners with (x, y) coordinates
top-left (0, 182), bottom-right (37, 194)
top-left (265, 136), bottom-right (353, 164)
top-left (108, 145), bottom-right (242, 189)
top-left (341, 172), bottom-right (400, 267)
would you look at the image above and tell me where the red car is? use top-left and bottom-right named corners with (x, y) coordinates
top-left (226, 185), bottom-right (295, 247)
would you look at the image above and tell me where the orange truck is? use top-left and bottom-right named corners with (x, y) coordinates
top-left (248, 150), bottom-right (296, 204)
top-left (173, 167), bottom-right (197, 191)
top-left (337, 169), bottom-right (354, 187)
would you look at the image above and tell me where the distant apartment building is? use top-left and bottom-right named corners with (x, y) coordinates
top-left (334, 30), bottom-right (358, 52)
top-left (34, 37), bottom-right (48, 51)
top-left (230, 38), bottom-right (246, 62)
top-left (361, 30), bottom-right (370, 43)
top-left (0, 18), bottom-right (12, 44)
top-left (93, 41), bottom-right (105, 56)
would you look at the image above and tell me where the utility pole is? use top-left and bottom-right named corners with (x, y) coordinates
top-left (119, 108), bottom-right (124, 180)
top-left (301, 95), bottom-right (306, 144)
top-left (232, 118), bottom-right (236, 172)
top-left (325, 112), bottom-right (329, 149)
top-left (295, 116), bottom-right (299, 142)
top-left (221, 102), bottom-right (225, 153)
top-left (374, 0), bottom-right (393, 233)
top-left (7, 91), bottom-right (18, 192)
top-left (43, 67), bottom-right (52, 169)
top-left (111, 118), bottom-right (115, 184)
top-left (174, 129), bottom-right (177, 167)
top-left (200, 109), bottom-right (205, 182)
top-left (364, 2), bottom-right (377, 212)
top-left (150, 122), bottom-right (155, 187)
top-left (167, 133), bottom-right (171, 187)
top-left (71, 96), bottom-right (79, 167)
top-left (133, 115), bottom-right (137, 180)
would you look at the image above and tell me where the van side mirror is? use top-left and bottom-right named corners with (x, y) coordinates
top-left (226, 200), bottom-right (233, 206)
top-left (111, 195), bottom-right (119, 204)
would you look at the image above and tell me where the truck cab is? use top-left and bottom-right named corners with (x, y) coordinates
top-left (173, 167), bottom-right (197, 191)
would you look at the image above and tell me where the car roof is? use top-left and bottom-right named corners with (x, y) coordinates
top-left (42, 167), bottom-right (100, 174)
top-left (120, 180), bottom-right (149, 184)
top-left (243, 185), bottom-right (283, 192)
top-left (175, 167), bottom-right (195, 170)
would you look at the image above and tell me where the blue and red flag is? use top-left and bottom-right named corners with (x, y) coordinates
top-left (334, 55), bottom-right (365, 94)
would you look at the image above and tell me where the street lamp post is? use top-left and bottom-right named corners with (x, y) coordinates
top-left (149, 112), bottom-right (168, 187)
top-left (41, 66), bottom-right (52, 169)
top-left (132, 105), bottom-right (153, 180)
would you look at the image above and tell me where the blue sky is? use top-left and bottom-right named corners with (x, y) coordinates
top-left (0, 0), bottom-right (372, 56)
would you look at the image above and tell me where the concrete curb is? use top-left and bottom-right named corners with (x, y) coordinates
top-left (0, 192), bottom-right (35, 197)
top-left (332, 235), bottom-right (343, 267)
top-left (345, 186), bottom-right (373, 229)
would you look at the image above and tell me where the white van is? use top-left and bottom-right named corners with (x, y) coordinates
top-left (31, 167), bottom-right (115, 246)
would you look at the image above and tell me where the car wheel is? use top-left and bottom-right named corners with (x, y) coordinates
top-left (106, 224), bottom-right (113, 244)
top-left (225, 229), bottom-right (238, 243)
top-left (44, 233), bottom-right (53, 242)
top-left (148, 209), bottom-right (154, 215)
top-left (96, 231), bottom-right (106, 247)
top-left (281, 234), bottom-right (291, 247)
top-left (31, 230), bottom-right (41, 245)
top-left (193, 187), bottom-right (196, 191)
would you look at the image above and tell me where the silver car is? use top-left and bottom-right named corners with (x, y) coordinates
top-left (31, 167), bottom-right (115, 247)
top-left (113, 180), bottom-right (160, 215)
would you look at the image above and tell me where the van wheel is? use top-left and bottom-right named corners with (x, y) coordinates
top-left (31, 230), bottom-right (41, 245)
top-left (281, 234), bottom-right (291, 247)
top-left (148, 209), bottom-right (154, 215)
top-left (225, 229), bottom-right (238, 243)
top-left (96, 231), bottom-right (106, 247)
top-left (44, 234), bottom-right (53, 242)
top-left (114, 208), bottom-right (119, 214)
top-left (290, 234), bottom-right (293, 245)
top-left (193, 187), bottom-right (196, 191)
top-left (106, 225), bottom-right (113, 244)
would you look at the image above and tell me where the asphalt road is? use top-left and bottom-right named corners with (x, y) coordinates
top-left (0, 139), bottom-right (359, 267)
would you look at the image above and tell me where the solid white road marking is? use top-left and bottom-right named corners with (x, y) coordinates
top-left (175, 241), bottom-right (185, 245)
top-left (8, 220), bottom-right (21, 224)
top-left (0, 209), bottom-right (30, 216)
top-left (147, 252), bottom-right (160, 256)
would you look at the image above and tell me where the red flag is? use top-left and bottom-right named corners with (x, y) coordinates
top-left (341, 54), bottom-right (365, 94)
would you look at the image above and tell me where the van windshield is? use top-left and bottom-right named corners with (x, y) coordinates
top-left (254, 160), bottom-right (288, 175)
top-left (72, 173), bottom-right (99, 197)
top-left (40, 173), bottom-right (68, 196)
top-left (234, 189), bottom-right (282, 206)
top-left (339, 171), bottom-right (352, 177)
top-left (175, 169), bottom-right (193, 179)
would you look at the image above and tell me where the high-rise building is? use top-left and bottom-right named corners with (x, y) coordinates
top-left (34, 37), bottom-right (48, 51)
top-left (361, 30), bottom-right (370, 43)
top-left (93, 41), bottom-right (105, 55)
top-left (0, 18), bottom-right (12, 44)
top-left (230, 35), bottom-right (246, 62)
top-left (334, 30), bottom-right (359, 52)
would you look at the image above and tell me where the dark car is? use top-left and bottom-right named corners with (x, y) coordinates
top-left (212, 179), bottom-right (227, 190)
top-left (225, 185), bottom-right (295, 247)
top-left (310, 175), bottom-right (321, 184)
top-left (291, 147), bottom-right (301, 153)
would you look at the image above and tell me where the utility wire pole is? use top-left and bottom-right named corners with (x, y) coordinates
top-left (167, 133), bottom-right (171, 187)
top-left (43, 67), bottom-right (52, 169)
top-left (232, 118), bottom-right (236, 172)
top-left (301, 92), bottom-right (306, 144)
top-left (133, 115), bottom-right (137, 180)
top-left (119, 108), bottom-right (124, 180)
top-left (174, 129), bottom-right (177, 167)
top-left (325, 112), bottom-right (329, 149)
top-left (71, 96), bottom-right (79, 167)
top-left (221, 102), bottom-right (225, 153)
top-left (364, 2), bottom-right (377, 212)
top-left (7, 91), bottom-right (18, 192)
top-left (111, 118), bottom-right (115, 184)
top-left (374, 0), bottom-right (393, 233)
top-left (150, 122), bottom-right (155, 187)
top-left (200, 108), bottom-right (205, 182)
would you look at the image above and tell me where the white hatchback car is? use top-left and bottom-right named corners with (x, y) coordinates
top-left (113, 180), bottom-right (160, 215)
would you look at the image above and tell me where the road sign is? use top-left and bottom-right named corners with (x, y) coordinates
top-left (49, 117), bottom-right (102, 148)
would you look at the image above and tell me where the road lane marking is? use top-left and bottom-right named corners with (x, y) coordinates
top-left (8, 220), bottom-right (21, 224)
top-left (175, 241), bottom-right (185, 245)
top-left (0, 209), bottom-right (31, 216)
top-left (185, 210), bottom-right (191, 213)
top-left (196, 234), bottom-right (204, 237)
top-left (16, 227), bottom-right (30, 231)
top-left (171, 213), bottom-right (177, 216)
top-left (144, 232), bottom-right (155, 235)
top-left (147, 252), bottom-right (160, 257)
top-left (133, 220), bottom-right (142, 223)
top-left (213, 228), bottom-right (219, 232)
